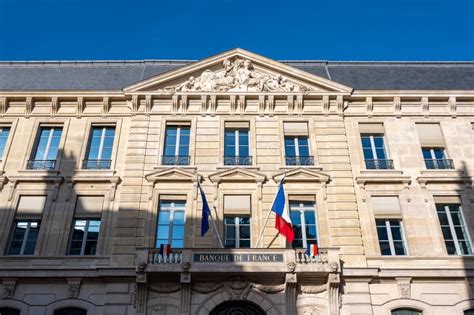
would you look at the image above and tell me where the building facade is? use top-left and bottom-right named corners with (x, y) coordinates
top-left (0, 49), bottom-right (473, 315)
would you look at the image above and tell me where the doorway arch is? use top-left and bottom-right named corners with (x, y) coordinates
top-left (210, 300), bottom-right (266, 315)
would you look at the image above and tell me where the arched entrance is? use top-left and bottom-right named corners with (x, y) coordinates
top-left (210, 300), bottom-right (266, 315)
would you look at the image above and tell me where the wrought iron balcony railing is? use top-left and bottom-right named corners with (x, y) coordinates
top-left (27, 159), bottom-right (56, 170)
top-left (424, 159), bottom-right (454, 170)
top-left (285, 156), bottom-right (314, 166)
top-left (162, 155), bottom-right (190, 166)
top-left (224, 156), bottom-right (252, 166)
top-left (364, 159), bottom-right (394, 170)
top-left (82, 159), bottom-right (112, 169)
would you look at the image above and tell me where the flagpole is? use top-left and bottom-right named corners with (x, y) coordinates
top-left (255, 207), bottom-right (273, 248)
top-left (256, 174), bottom-right (286, 248)
top-left (210, 206), bottom-right (224, 248)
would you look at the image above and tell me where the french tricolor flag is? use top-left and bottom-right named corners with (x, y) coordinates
top-left (271, 178), bottom-right (295, 242)
top-left (306, 243), bottom-right (319, 257)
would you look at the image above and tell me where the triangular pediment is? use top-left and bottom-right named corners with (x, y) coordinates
top-left (273, 168), bottom-right (330, 183)
top-left (123, 48), bottom-right (352, 94)
top-left (145, 168), bottom-right (199, 183)
top-left (209, 168), bottom-right (266, 183)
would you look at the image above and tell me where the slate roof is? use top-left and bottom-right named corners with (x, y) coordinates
top-left (0, 60), bottom-right (473, 91)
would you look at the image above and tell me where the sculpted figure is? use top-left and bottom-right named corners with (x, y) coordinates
top-left (176, 76), bottom-right (200, 91)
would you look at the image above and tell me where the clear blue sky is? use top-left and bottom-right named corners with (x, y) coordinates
top-left (0, 0), bottom-right (473, 61)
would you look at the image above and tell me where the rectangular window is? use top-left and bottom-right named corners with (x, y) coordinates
top-left (224, 127), bottom-right (251, 165)
top-left (290, 200), bottom-right (318, 248)
top-left (7, 220), bottom-right (41, 255)
top-left (29, 126), bottom-right (62, 169)
top-left (376, 219), bottom-right (407, 256)
top-left (68, 219), bottom-right (101, 255)
top-left (416, 123), bottom-right (453, 169)
top-left (283, 122), bottom-right (312, 166)
top-left (361, 134), bottom-right (393, 169)
top-left (162, 125), bottom-right (190, 165)
top-left (156, 200), bottom-right (186, 248)
top-left (83, 126), bottom-right (115, 169)
top-left (224, 216), bottom-right (251, 248)
top-left (422, 147), bottom-right (453, 169)
top-left (0, 126), bottom-right (10, 160)
top-left (436, 202), bottom-right (472, 255)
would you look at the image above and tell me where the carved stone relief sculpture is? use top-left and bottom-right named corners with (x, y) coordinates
top-left (160, 57), bottom-right (312, 94)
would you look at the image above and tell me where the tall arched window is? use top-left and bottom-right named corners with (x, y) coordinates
top-left (0, 307), bottom-right (20, 315)
top-left (391, 308), bottom-right (421, 315)
top-left (54, 307), bottom-right (87, 315)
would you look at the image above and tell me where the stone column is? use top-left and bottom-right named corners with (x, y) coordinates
top-left (285, 272), bottom-right (297, 314)
top-left (180, 262), bottom-right (191, 314)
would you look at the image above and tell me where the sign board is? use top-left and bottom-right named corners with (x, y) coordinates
top-left (193, 253), bottom-right (284, 263)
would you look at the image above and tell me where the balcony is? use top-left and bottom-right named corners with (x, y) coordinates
top-left (365, 159), bottom-right (394, 170)
top-left (224, 156), bottom-right (252, 166)
top-left (27, 159), bottom-right (56, 170)
top-left (162, 155), bottom-right (190, 166)
top-left (136, 247), bottom-right (339, 274)
top-left (424, 159), bottom-right (454, 170)
top-left (285, 156), bottom-right (314, 166)
top-left (82, 159), bottom-right (112, 169)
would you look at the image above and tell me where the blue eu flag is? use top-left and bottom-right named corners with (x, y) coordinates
top-left (198, 182), bottom-right (211, 236)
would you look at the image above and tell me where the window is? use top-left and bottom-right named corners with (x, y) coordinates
top-left (7, 196), bottom-right (46, 256)
top-left (0, 126), bottom-right (10, 160)
top-left (7, 220), bottom-right (41, 255)
top-left (29, 126), bottom-right (62, 169)
top-left (465, 309), bottom-right (474, 315)
top-left (283, 122), bottom-right (313, 166)
top-left (361, 134), bottom-right (393, 169)
top-left (68, 220), bottom-right (101, 255)
top-left (391, 309), bottom-right (421, 315)
top-left (224, 216), bottom-right (251, 248)
top-left (0, 308), bottom-right (20, 315)
top-left (156, 200), bottom-right (186, 248)
top-left (54, 308), bottom-right (87, 315)
top-left (290, 200), bottom-right (318, 248)
top-left (83, 126), bottom-right (115, 169)
top-left (376, 219), bottom-right (407, 256)
top-left (68, 196), bottom-right (104, 255)
top-left (162, 125), bottom-right (190, 165)
top-left (224, 123), bottom-right (251, 165)
top-left (223, 195), bottom-right (252, 248)
top-left (422, 148), bottom-right (453, 169)
top-left (436, 199), bottom-right (472, 255)
top-left (416, 123), bottom-right (453, 169)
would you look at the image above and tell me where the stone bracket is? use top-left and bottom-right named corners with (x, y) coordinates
top-left (67, 278), bottom-right (82, 299)
top-left (1, 278), bottom-right (17, 299)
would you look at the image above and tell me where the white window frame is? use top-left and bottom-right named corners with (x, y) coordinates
top-left (288, 136), bottom-right (310, 157)
top-left (224, 216), bottom-right (252, 249)
top-left (0, 126), bottom-right (10, 160)
top-left (164, 126), bottom-right (188, 157)
top-left (157, 201), bottom-right (186, 247)
top-left (34, 127), bottom-right (60, 160)
top-left (225, 129), bottom-right (250, 157)
top-left (377, 219), bottom-right (408, 256)
top-left (438, 204), bottom-right (473, 255)
top-left (362, 134), bottom-right (388, 160)
top-left (68, 219), bottom-right (101, 256)
top-left (290, 201), bottom-right (318, 247)
top-left (88, 126), bottom-right (114, 160)
top-left (8, 220), bottom-right (40, 255)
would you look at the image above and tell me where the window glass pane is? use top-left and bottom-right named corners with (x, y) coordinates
top-left (239, 225), bottom-right (251, 239)
top-left (375, 148), bottom-right (386, 159)
top-left (158, 211), bottom-right (170, 224)
top-left (164, 127), bottom-right (177, 156)
top-left (157, 225), bottom-right (170, 240)
top-left (174, 211), bottom-right (185, 224)
top-left (373, 136), bottom-right (384, 147)
top-left (433, 148), bottom-right (445, 159)
top-left (239, 130), bottom-right (249, 145)
top-left (380, 241), bottom-right (391, 255)
top-left (290, 211), bottom-right (301, 226)
top-left (361, 136), bottom-right (371, 148)
top-left (172, 225), bottom-right (185, 239)
top-left (0, 127), bottom-right (10, 158)
top-left (391, 308), bottom-right (421, 315)
top-left (363, 149), bottom-right (374, 160)
top-left (284, 137), bottom-right (296, 156)
top-left (297, 137), bottom-right (310, 156)
top-left (239, 240), bottom-right (251, 248)
top-left (393, 241), bottom-right (406, 255)
top-left (422, 148), bottom-right (432, 159)
top-left (445, 241), bottom-right (457, 255)
top-left (156, 200), bottom-right (186, 248)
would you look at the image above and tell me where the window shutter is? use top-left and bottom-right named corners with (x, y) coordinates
top-left (434, 196), bottom-right (461, 204)
top-left (16, 196), bottom-right (47, 219)
top-left (224, 195), bottom-right (251, 215)
top-left (159, 194), bottom-right (188, 201)
top-left (289, 195), bottom-right (316, 202)
top-left (416, 124), bottom-right (444, 147)
top-left (372, 196), bottom-right (402, 217)
top-left (75, 196), bottom-right (104, 217)
top-left (166, 121), bottom-right (191, 127)
top-left (283, 122), bottom-right (308, 136)
top-left (225, 121), bottom-right (250, 129)
top-left (359, 123), bottom-right (384, 134)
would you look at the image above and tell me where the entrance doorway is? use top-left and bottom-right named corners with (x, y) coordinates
top-left (210, 300), bottom-right (266, 315)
